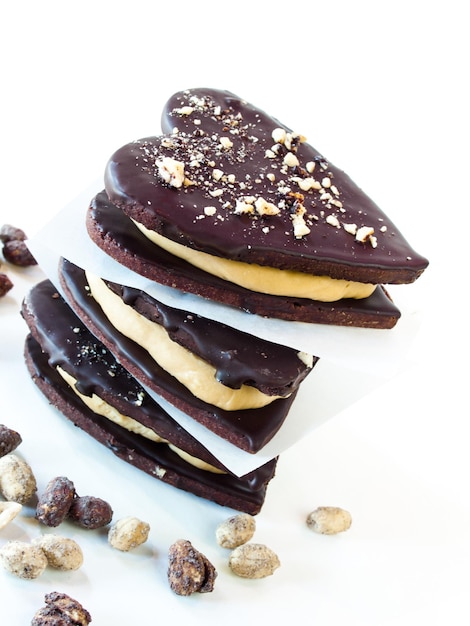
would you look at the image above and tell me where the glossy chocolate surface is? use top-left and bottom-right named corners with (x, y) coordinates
top-left (104, 88), bottom-right (428, 284)
top-left (103, 278), bottom-right (315, 394)
top-left (22, 279), bottom-right (225, 470)
top-left (87, 191), bottom-right (401, 328)
top-left (59, 259), bottom-right (300, 453)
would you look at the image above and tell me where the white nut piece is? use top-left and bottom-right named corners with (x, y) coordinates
top-left (0, 501), bottom-right (22, 530)
top-left (216, 513), bottom-right (256, 549)
top-left (108, 516), bottom-right (150, 551)
top-left (0, 453), bottom-right (37, 504)
top-left (156, 156), bottom-right (185, 188)
top-left (306, 506), bottom-right (352, 535)
top-left (34, 534), bottom-right (84, 570)
top-left (0, 540), bottom-right (48, 579)
top-left (229, 543), bottom-right (280, 579)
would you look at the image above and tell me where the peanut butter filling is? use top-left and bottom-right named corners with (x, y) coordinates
top-left (57, 366), bottom-right (225, 474)
top-left (85, 272), bottom-right (285, 411)
top-left (132, 219), bottom-right (376, 302)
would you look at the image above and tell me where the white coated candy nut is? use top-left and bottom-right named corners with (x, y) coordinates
top-left (34, 535), bottom-right (84, 570)
top-left (0, 540), bottom-right (48, 579)
top-left (108, 516), bottom-right (150, 551)
top-left (216, 513), bottom-right (256, 549)
top-left (229, 543), bottom-right (280, 579)
top-left (0, 453), bottom-right (37, 504)
top-left (306, 506), bottom-right (352, 535)
top-left (0, 501), bottom-right (22, 530)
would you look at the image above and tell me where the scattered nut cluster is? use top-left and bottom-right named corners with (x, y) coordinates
top-left (167, 539), bottom-right (217, 596)
top-left (1, 421), bottom-right (354, 615)
top-left (31, 592), bottom-right (92, 626)
top-left (216, 513), bottom-right (280, 580)
top-left (0, 535), bottom-right (83, 579)
top-left (36, 476), bottom-right (113, 530)
top-left (34, 534), bottom-right (84, 571)
top-left (0, 223), bottom-right (37, 298)
top-left (0, 223), bottom-right (37, 266)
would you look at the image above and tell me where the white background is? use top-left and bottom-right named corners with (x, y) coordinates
top-left (1, 1), bottom-right (469, 624)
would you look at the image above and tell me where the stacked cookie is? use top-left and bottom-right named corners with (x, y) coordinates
top-left (22, 88), bottom-right (428, 513)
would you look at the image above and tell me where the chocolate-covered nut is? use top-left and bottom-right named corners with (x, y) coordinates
top-left (168, 539), bottom-right (217, 595)
top-left (0, 272), bottom-right (13, 297)
top-left (0, 224), bottom-right (27, 243)
top-left (31, 592), bottom-right (92, 626)
top-left (0, 424), bottom-right (22, 457)
top-left (36, 476), bottom-right (76, 527)
top-left (2, 239), bottom-right (37, 266)
top-left (68, 495), bottom-right (113, 529)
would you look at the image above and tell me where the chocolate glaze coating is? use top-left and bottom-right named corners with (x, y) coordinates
top-left (59, 259), bottom-right (301, 453)
top-left (87, 191), bottom-right (401, 328)
top-left (22, 279), bottom-right (225, 471)
top-left (22, 280), bottom-right (277, 514)
top-left (102, 277), bottom-right (315, 395)
top-left (104, 88), bottom-right (428, 285)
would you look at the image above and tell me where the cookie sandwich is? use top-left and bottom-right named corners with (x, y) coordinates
top-left (87, 87), bottom-right (428, 328)
top-left (58, 258), bottom-right (316, 453)
top-left (22, 279), bottom-right (279, 514)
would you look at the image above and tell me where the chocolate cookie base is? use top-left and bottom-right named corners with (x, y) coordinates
top-left (87, 190), bottom-right (401, 328)
top-left (24, 334), bottom-right (275, 514)
top-left (60, 258), bottom-right (300, 453)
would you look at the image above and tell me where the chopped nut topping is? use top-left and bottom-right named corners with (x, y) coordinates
top-left (291, 205), bottom-right (311, 239)
top-left (156, 157), bottom-right (185, 188)
top-left (297, 351), bottom-right (314, 368)
top-left (153, 92), bottom-right (386, 247)
top-left (283, 152), bottom-right (300, 168)
top-left (234, 200), bottom-right (254, 215)
top-left (175, 106), bottom-right (194, 115)
top-left (326, 215), bottom-right (341, 228)
top-left (355, 226), bottom-right (376, 245)
top-left (219, 136), bottom-right (233, 149)
top-left (255, 197), bottom-right (280, 216)
top-left (343, 223), bottom-right (358, 236)
top-left (293, 176), bottom-right (321, 192)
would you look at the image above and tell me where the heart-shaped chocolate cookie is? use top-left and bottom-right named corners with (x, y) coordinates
top-left (88, 88), bottom-right (428, 327)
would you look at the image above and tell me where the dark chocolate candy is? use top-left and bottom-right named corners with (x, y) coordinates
top-left (104, 88), bottom-right (428, 285)
top-left (59, 259), bottom-right (302, 453)
top-left (87, 190), bottom-right (401, 328)
top-left (22, 280), bottom-right (276, 514)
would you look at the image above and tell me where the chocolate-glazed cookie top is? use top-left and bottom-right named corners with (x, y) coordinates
top-left (104, 88), bottom-right (428, 285)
